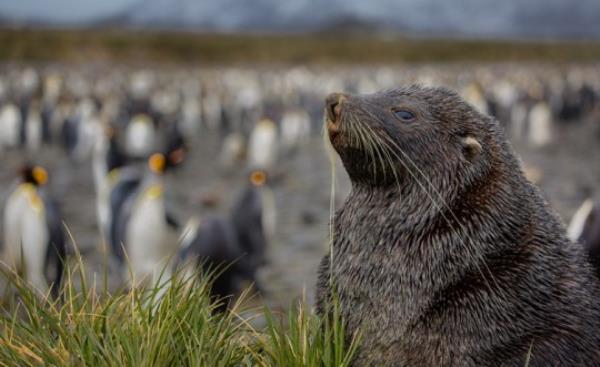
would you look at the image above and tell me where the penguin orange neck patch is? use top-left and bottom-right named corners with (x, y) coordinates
top-left (250, 171), bottom-right (267, 186)
top-left (32, 166), bottom-right (48, 186)
top-left (149, 154), bottom-right (166, 174)
top-left (145, 184), bottom-right (163, 200)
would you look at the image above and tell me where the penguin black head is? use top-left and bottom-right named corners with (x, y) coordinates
top-left (148, 147), bottom-right (186, 175)
top-left (20, 164), bottom-right (48, 186)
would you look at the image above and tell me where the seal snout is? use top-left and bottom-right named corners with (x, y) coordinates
top-left (325, 93), bottom-right (347, 136)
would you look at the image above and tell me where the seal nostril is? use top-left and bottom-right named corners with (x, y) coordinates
top-left (326, 92), bottom-right (346, 124)
top-left (329, 101), bottom-right (339, 123)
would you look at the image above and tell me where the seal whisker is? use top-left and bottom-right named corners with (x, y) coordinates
top-left (352, 105), bottom-right (507, 302)
top-left (358, 105), bottom-right (517, 310)
top-left (351, 114), bottom-right (387, 182)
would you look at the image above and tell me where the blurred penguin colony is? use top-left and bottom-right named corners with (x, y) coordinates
top-left (1, 64), bottom-right (600, 305)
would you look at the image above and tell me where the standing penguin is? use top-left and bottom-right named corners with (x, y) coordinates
top-left (230, 170), bottom-right (276, 273)
top-left (247, 118), bottom-right (278, 171)
top-left (2, 165), bottom-right (66, 297)
top-left (0, 102), bottom-right (22, 150)
top-left (280, 109), bottom-right (311, 154)
top-left (25, 100), bottom-right (43, 152)
top-left (125, 114), bottom-right (156, 160)
top-left (177, 215), bottom-right (252, 311)
top-left (93, 125), bottom-right (128, 244)
top-left (528, 101), bottom-right (553, 147)
top-left (109, 149), bottom-right (185, 293)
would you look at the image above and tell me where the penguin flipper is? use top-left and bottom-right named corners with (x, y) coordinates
top-left (43, 197), bottom-right (67, 299)
top-left (165, 211), bottom-right (180, 231)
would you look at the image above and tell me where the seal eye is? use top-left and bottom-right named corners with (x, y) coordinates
top-left (393, 109), bottom-right (415, 122)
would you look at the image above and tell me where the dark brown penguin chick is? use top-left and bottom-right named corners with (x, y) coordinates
top-left (315, 85), bottom-right (600, 366)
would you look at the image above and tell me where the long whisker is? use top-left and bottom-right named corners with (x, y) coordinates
top-left (356, 105), bottom-right (513, 312)
top-left (352, 116), bottom-right (388, 183)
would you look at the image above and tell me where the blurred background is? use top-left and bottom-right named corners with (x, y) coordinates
top-left (0, 0), bottom-right (599, 309)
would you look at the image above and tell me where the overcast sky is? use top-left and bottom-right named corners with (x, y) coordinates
top-left (0, 0), bottom-right (137, 22)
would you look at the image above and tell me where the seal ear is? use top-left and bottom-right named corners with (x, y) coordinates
top-left (461, 136), bottom-right (482, 161)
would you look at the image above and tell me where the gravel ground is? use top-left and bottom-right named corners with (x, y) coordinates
top-left (1, 103), bottom-right (599, 310)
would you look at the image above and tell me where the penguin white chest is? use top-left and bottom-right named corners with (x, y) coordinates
top-left (248, 122), bottom-right (278, 169)
top-left (3, 187), bottom-right (31, 266)
top-left (126, 120), bottom-right (155, 158)
top-left (0, 105), bottom-right (21, 148)
top-left (528, 103), bottom-right (553, 147)
top-left (125, 186), bottom-right (175, 284)
top-left (2, 185), bottom-right (50, 293)
top-left (26, 111), bottom-right (42, 151)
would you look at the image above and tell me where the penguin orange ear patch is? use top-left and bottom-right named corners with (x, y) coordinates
top-left (250, 170), bottom-right (267, 186)
top-left (32, 166), bottom-right (48, 185)
top-left (149, 153), bottom-right (166, 173)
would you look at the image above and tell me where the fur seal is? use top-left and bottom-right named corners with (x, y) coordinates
top-left (315, 86), bottom-right (600, 366)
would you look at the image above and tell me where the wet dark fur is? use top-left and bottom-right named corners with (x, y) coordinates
top-left (315, 85), bottom-right (600, 366)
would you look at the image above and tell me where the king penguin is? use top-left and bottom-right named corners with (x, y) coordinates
top-left (109, 148), bottom-right (185, 294)
top-left (247, 118), bottom-right (278, 171)
top-left (2, 164), bottom-right (66, 297)
top-left (230, 170), bottom-right (276, 272)
top-left (93, 124), bottom-right (128, 244)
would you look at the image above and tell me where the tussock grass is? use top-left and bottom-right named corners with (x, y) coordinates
top-left (0, 260), bottom-right (360, 366)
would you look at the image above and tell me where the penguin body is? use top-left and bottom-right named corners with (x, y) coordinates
top-left (181, 97), bottom-right (201, 138)
top-left (219, 132), bottom-right (245, 171)
top-left (109, 168), bottom-right (143, 262)
top-left (25, 104), bottom-right (43, 152)
top-left (93, 127), bottom-right (128, 243)
top-left (178, 215), bottom-right (251, 309)
top-left (247, 118), bottom-right (278, 171)
top-left (0, 103), bottom-right (22, 149)
top-left (125, 178), bottom-right (179, 287)
top-left (61, 100), bottom-right (100, 161)
top-left (2, 166), bottom-right (65, 297)
top-left (280, 109), bottom-right (311, 153)
top-left (528, 102), bottom-right (553, 147)
top-left (125, 114), bottom-right (156, 159)
top-left (108, 152), bottom-right (184, 292)
top-left (230, 171), bottom-right (275, 272)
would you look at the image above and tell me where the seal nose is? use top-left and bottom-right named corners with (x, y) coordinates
top-left (325, 93), bottom-right (347, 125)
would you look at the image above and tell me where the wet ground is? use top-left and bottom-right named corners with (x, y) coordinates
top-left (1, 111), bottom-right (599, 310)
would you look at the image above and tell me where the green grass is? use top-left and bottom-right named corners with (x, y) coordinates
top-left (1, 28), bottom-right (600, 64)
top-left (0, 258), bottom-right (360, 367)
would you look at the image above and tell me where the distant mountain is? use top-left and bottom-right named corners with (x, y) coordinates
top-left (6, 0), bottom-right (600, 39)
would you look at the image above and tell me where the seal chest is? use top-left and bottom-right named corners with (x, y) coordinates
top-left (315, 86), bottom-right (600, 366)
